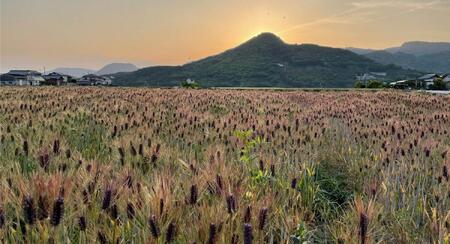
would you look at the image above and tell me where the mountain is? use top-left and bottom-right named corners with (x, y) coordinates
top-left (362, 50), bottom-right (450, 74)
top-left (96, 63), bottom-right (138, 75)
top-left (345, 47), bottom-right (376, 55)
top-left (50, 68), bottom-right (96, 77)
top-left (113, 33), bottom-right (420, 88)
top-left (385, 41), bottom-right (450, 56)
top-left (348, 41), bottom-right (450, 73)
top-left (51, 63), bottom-right (138, 77)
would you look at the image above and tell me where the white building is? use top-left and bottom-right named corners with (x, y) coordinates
top-left (0, 70), bottom-right (44, 86)
top-left (77, 74), bottom-right (112, 86)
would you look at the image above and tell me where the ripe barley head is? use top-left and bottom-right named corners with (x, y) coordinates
top-left (23, 195), bottom-right (36, 225)
top-left (51, 196), bottom-right (64, 226)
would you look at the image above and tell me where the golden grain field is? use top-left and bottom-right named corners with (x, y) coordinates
top-left (0, 87), bottom-right (449, 243)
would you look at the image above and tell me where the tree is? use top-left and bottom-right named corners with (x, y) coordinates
top-left (181, 80), bottom-right (200, 89)
top-left (354, 81), bottom-right (366, 88)
top-left (431, 78), bottom-right (447, 90)
top-left (367, 80), bottom-right (385, 89)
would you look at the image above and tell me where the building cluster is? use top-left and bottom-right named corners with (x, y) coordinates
top-left (0, 70), bottom-right (112, 86)
top-left (389, 74), bottom-right (450, 90)
top-left (356, 72), bottom-right (450, 90)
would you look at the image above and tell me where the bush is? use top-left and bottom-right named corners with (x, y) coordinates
top-left (431, 79), bottom-right (447, 90)
top-left (366, 80), bottom-right (384, 89)
top-left (181, 80), bottom-right (200, 89)
top-left (354, 81), bottom-right (366, 88)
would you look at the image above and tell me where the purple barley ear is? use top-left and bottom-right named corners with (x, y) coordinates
top-left (190, 184), bottom-right (198, 205)
top-left (258, 207), bottom-right (268, 230)
top-left (102, 188), bottom-right (112, 210)
top-left (51, 196), bottom-right (64, 226)
top-left (53, 139), bottom-right (60, 154)
top-left (226, 194), bottom-right (237, 214)
top-left (0, 206), bottom-right (5, 228)
top-left (139, 144), bottom-right (144, 156)
top-left (118, 147), bottom-right (125, 159)
top-left (151, 153), bottom-right (158, 163)
top-left (159, 198), bottom-right (164, 215)
top-left (130, 143), bottom-right (137, 156)
top-left (23, 140), bottom-right (29, 156)
top-left (65, 149), bottom-right (71, 159)
top-left (231, 234), bottom-right (239, 244)
top-left (79, 216), bottom-right (87, 231)
top-left (359, 213), bottom-right (368, 244)
top-left (98, 231), bottom-right (108, 244)
top-left (39, 152), bottom-right (50, 171)
top-left (270, 164), bottom-right (275, 177)
top-left (291, 178), bottom-right (297, 189)
top-left (259, 160), bottom-right (264, 171)
top-left (166, 221), bottom-right (176, 243)
top-left (109, 204), bottom-right (119, 220)
top-left (149, 215), bottom-right (160, 239)
top-left (243, 205), bottom-right (252, 223)
top-left (207, 223), bottom-right (217, 244)
top-left (243, 223), bottom-right (253, 244)
top-left (23, 195), bottom-right (36, 225)
top-left (124, 175), bottom-right (133, 188)
top-left (126, 202), bottom-right (135, 219)
top-left (443, 165), bottom-right (448, 181)
top-left (215, 174), bottom-right (223, 192)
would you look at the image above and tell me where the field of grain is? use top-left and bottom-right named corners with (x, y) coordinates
top-left (0, 87), bottom-right (449, 243)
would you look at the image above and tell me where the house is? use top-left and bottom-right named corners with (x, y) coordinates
top-left (444, 75), bottom-right (450, 82)
top-left (0, 70), bottom-right (44, 86)
top-left (418, 74), bottom-right (440, 82)
top-left (443, 75), bottom-right (450, 89)
top-left (389, 80), bottom-right (410, 89)
top-left (0, 74), bottom-right (18, 85)
top-left (77, 74), bottom-right (112, 86)
top-left (417, 74), bottom-right (447, 89)
top-left (42, 72), bottom-right (72, 86)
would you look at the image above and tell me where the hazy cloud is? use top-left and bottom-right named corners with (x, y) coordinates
top-left (279, 0), bottom-right (449, 34)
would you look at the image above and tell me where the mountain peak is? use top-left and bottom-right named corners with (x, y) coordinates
top-left (244, 32), bottom-right (285, 46)
top-left (96, 63), bottom-right (138, 75)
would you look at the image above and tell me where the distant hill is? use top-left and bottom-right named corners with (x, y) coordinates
top-left (113, 33), bottom-right (420, 88)
top-left (345, 47), bottom-right (376, 55)
top-left (96, 63), bottom-right (138, 75)
top-left (348, 41), bottom-right (450, 74)
top-left (362, 50), bottom-right (450, 74)
top-left (50, 68), bottom-right (96, 78)
top-left (385, 41), bottom-right (450, 56)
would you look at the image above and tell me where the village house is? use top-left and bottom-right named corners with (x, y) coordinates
top-left (391, 74), bottom-right (449, 90)
top-left (0, 70), bottom-right (44, 86)
top-left (417, 74), bottom-right (440, 89)
top-left (42, 72), bottom-right (73, 86)
top-left (77, 74), bottom-right (112, 86)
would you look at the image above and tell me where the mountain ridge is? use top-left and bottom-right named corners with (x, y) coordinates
top-left (348, 41), bottom-right (450, 73)
top-left (51, 63), bottom-right (138, 77)
top-left (113, 33), bottom-right (420, 87)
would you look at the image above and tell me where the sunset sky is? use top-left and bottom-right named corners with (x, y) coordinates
top-left (1, 0), bottom-right (450, 73)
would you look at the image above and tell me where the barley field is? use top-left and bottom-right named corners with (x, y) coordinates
top-left (0, 87), bottom-right (449, 243)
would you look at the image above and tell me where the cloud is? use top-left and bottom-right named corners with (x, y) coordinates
top-left (278, 0), bottom-right (449, 34)
top-left (350, 0), bottom-right (445, 11)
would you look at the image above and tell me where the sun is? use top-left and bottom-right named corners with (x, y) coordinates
top-left (242, 28), bottom-right (279, 42)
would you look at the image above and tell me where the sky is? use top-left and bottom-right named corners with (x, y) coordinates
top-left (1, 0), bottom-right (450, 73)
